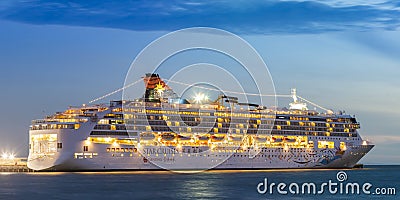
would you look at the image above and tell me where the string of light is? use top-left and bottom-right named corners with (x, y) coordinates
top-left (88, 79), bottom-right (142, 104)
top-left (164, 79), bottom-right (330, 111)
top-left (163, 78), bottom-right (290, 98)
top-left (296, 96), bottom-right (331, 112)
top-left (88, 77), bottom-right (329, 112)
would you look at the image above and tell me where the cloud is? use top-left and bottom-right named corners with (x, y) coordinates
top-left (0, 0), bottom-right (400, 34)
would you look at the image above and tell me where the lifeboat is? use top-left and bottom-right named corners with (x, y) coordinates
top-left (178, 135), bottom-right (192, 141)
top-left (284, 137), bottom-right (296, 143)
top-left (211, 135), bottom-right (225, 142)
top-left (197, 135), bottom-right (210, 141)
top-left (271, 137), bottom-right (283, 143)
top-left (161, 133), bottom-right (176, 141)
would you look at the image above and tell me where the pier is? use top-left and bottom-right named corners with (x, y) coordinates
top-left (0, 157), bottom-right (34, 172)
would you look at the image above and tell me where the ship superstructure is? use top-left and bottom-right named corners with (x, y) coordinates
top-left (28, 74), bottom-right (374, 171)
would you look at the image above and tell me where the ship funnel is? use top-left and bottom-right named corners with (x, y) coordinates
top-left (142, 73), bottom-right (175, 102)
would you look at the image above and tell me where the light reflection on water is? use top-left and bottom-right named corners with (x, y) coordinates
top-left (0, 166), bottom-right (398, 200)
top-left (178, 178), bottom-right (222, 199)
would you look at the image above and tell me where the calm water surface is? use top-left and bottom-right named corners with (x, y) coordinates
top-left (0, 165), bottom-right (398, 200)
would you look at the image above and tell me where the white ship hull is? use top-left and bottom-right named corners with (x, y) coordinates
top-left (28, 129), bottom-right (374, 171)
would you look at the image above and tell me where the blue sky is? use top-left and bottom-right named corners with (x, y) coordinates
top-left (0, 0), bottom-right (399, 164)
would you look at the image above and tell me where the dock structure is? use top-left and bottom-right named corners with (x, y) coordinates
top-left (0, 157), bottom-right (35, 172)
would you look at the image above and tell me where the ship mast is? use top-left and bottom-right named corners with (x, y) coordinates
top-left (289, 88), bottom-right (308, 110)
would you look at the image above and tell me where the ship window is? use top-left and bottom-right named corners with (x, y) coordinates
top-left (317, 141), bottom-right (334, 149)
top-left (106, 148), bottom-right (110, 152)
top-left (57, 143), bottom-right (63, 149)
top-left (326, 132), bottom-right (331, 136)
top-left (74, 124), bottom-right (80, 129)
top-left (83, 146), bottom-right (89, 152)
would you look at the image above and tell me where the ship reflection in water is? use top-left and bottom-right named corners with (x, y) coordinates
top-left (0, 166), bottom-right (398, 200)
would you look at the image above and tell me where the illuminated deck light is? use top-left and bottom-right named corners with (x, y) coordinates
top-left (104, 137), bottom-right (112, 143)
top-left (194, 93), bottom-right (208, 104)
top-left (1, 153), bottom-right (15, 160)
top-left (85, 139), bottom-right (91, 146)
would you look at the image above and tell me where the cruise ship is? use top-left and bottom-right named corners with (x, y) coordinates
top-left (28, 73), bottom-right (374, 171)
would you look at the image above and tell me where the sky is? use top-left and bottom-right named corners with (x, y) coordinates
top-left (0, 0), bottom-right (399, 164)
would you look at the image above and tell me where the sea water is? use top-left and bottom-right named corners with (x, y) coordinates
top-left (0, 165), bottom-right (398, 200)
